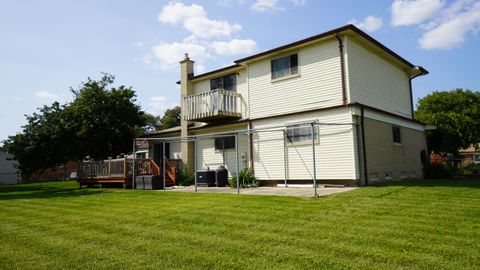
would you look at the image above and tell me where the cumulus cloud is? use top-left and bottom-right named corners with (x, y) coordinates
top-left (211, 39), bottom-right (258, 56)
top-left (152, 41), bottom-right (208, 70)
top-left (150, 2), bottom-right (258, 72)
top-left (158, 2), bottom-right (241, 38)
top-left (35, 90), bottom-right (61, 101)
top-left (391, 0), bottom-right (445, 26)
top-left (419, 1), bottom-right (480, 49)
top-left (348, 16), bottom-right (383, 32)
top-left (251, 0), bottom-right (284, 12)
top-left (391, 0), bottom-right (480, 50)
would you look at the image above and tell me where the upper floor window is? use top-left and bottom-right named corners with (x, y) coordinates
top-left (271, 54), bottom-right (298, 80)
top-left (286, 123), bottom-right (318, 144)
top-left (211, 74), bottom-right (236, 91)
top-left (392, 126), bottom-right (401, 144)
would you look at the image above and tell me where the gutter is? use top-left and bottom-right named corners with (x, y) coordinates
top-left (336, 33), bottom-right (347, 105)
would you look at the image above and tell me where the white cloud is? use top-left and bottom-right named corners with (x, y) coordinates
top-left (152, 41), bottom-right (208, 70)
top-left (290, 0), bottom-right (306, 6)
top-left (148, 96), bottom-right (179, 115)
top-left (211, 39), bottom-right (258, 56)
top-left (391, 0), bottom-right (445, 26)
top-left (158, 2), bottom-right (241, 39)
top-left (133, 42), bottom-right (144, 47)
top-left (35, 90), bottom-right (61, 101)
top-left (251, 0), bottom-right (284, 12)
top-left (419, 1), bottom-right (480, 49)
top-left (183, 17), bottom-right (242, 39)
top-left (348, 16), bottom-right (384, 32)
top-left (158, 2), bottom-right (206, 24)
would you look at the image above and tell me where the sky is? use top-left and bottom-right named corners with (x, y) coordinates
top-left (1, 0), bottom-right (479, 142)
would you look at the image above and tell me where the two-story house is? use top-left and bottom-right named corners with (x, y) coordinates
top-left (146, 24), bottom-right (429, 185)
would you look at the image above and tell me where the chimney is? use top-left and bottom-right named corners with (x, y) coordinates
top-left (180, 53), bottom-right (195, 170)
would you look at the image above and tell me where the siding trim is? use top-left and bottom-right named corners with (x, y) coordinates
top-left (360, 106), bottom-right (369, 186)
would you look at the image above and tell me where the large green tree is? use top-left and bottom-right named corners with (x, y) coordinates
top-left (3, 74), bottom-right (149, 177)
top-left (158, 106), bottom-right (181, 130)
top-left (415, 89), bottom-right (480, 154)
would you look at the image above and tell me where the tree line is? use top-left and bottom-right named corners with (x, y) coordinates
top-left (3, 74), bottom-right (180, 178)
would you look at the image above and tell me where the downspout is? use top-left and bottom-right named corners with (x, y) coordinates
top-left (408, 66), bottom-right (429, 120)
top-left (360, 106), bottom-right (368, 186)
top-left (336, 33), bottom-right (347, 105)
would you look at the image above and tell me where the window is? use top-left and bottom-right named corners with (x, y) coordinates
top-left (215, 136), bottom-right (235, 150)
top-left (271, 54), bottom-right (298, 79)
top-left (286, 124), bottom-right (318, 144)
top-left (392, 126), bottom-right (401, 144)
top-left (210, 74), bottom-right (236, 91)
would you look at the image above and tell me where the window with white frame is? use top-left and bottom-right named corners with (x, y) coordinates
top-left (286, 124), bottom-right (318, 144)
top-left (271, 54), bottom-right (298, 80)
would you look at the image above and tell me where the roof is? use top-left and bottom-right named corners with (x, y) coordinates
top-left (182, 24), bottom-right (428, 84)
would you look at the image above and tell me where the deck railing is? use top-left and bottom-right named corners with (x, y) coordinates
top-left (78, 158), bottom-right (163, 179)
top-left (182, 89), bottom-right (242, 121)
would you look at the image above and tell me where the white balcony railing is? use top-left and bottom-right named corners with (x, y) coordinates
top-left (182, 89), bottom-right (242, 121)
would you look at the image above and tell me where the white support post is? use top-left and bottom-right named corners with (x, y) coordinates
top-left (283, 130), bottom-right (288, 188)
top-left (194, 138), bottom-right (198, 193)
top-left (162, 141), bottom-right (166, 191)
top-left (235, 132), bottom-right (240, 194)
top-left (311, 122), bottom-right (317, 197)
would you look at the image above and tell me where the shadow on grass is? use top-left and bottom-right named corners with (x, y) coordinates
top-left (0, 185), bottom-right (105, 200)
top-left (370, 178), bottom-right (480, 189)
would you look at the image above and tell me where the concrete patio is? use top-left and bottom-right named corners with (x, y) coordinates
top-left (164, 185), bottom-right (358, 197)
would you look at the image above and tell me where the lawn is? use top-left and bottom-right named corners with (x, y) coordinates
top-left (0, 180), bottom-right (479, 269)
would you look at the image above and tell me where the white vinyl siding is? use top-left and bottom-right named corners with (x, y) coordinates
top-left (347, 38), bottom-right (412, 118)
top-left (248, 39), bottom-right (343, 119)
top-left (252, 107), bottom-right (358, 181)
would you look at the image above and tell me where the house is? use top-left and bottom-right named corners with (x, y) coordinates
top-left (144, 24), bottom-right (429, 186)
top-left (0, 149), bottom-right (20, 184)
top-left (459, 144), bottom-right (480, 166)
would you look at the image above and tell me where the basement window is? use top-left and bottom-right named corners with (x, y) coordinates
top-left (392, 126), bottom-right (401, 144)
top-left (215, 136), bottom-right (235, 150)
top-left (271, 54), bottom-right (298, 80)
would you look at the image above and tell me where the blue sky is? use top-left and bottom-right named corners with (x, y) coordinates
top-left (1, 0), bottom-right (479, 142)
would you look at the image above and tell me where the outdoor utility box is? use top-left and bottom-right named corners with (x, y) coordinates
top-left (135, 176), bottom-right (144, 189)
top-left (144, 175), bottom-right (164, 190)
top-left (215, 166), bottom-right (228, 187)
top-left (197, 170), bottom-right (216, 187)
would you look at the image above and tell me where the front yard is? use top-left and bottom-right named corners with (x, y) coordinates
top-left (0, 179), bottom-right (479, 269)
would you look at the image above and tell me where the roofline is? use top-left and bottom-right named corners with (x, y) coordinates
top-left (176, 64), bottom-right (242, 84)
top-left (234, 24), bottom-right (421, 71)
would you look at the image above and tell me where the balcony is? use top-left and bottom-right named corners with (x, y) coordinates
top-left (182, 89), bottom-right (242, 122)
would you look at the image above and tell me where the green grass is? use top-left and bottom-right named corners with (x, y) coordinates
top-left (0, 180), bottom-right (479, 269)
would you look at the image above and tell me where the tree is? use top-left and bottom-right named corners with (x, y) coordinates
top-left (158, 106), bottom-right (181, 130)
top-left (415, 89), bottom-right (480, 154)
top-left (3, 74), bottom-right (149, 178)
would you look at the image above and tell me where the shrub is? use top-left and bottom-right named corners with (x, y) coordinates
top-left (424, 163), bottom-right (455, 179)
top-left (462, 163), bottom-right (480, 175)
top-left (229, 169), bottom-right (258, 188)
top-left (177, 166), bottom-right (194, 186)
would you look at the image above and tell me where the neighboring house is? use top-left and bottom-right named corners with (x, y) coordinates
top-left (0, 149), bottom-right (20, 184)
top-left (459, 144), bottom-right (480, 166)
top-left (145, 25), bottom-right (429, 185)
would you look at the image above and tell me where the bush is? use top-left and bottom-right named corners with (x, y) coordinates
top-left (229, 169), bottom-right (258, 188)
top-left (177, 166), bottom-right (194, 186)
top-left (424, 163), bottom-right (455, 179)
top-left (462, 163), bottom-right (480, 175)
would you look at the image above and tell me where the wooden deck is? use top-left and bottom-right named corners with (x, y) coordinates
top-left (77, 158), bottom-right (181, 188)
